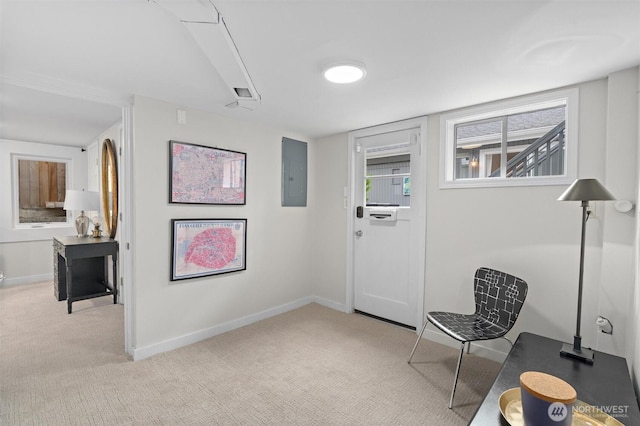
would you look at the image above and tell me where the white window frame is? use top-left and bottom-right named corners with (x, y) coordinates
top-left (12, 153), bottom-right (73, 230)
top-left (440, 88), bottom-right (579, 188)
top-left (365, 142), bottom-right (412, 208)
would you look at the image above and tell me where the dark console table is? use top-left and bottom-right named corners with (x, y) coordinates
top-left (53, 236), bottom-right (118, 314)
top-left (470, 332), bottom-right (639, 425)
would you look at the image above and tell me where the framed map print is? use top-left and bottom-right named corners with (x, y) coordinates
top-left (170, 141), bottom-right (246, 205)
top-left (171, 219), bottom-right (247, 281)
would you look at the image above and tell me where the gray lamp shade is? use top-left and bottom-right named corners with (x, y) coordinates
top-left (558, 178), bottom-right (615, 202)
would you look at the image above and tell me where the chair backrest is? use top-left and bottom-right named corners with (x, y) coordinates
top-left (473, 267), bottom-right (528, 331)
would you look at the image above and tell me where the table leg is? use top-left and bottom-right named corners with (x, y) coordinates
top-left (112, 253), bottom-right (118, 304)
top-left (66, 258), bottom-right (73, 314)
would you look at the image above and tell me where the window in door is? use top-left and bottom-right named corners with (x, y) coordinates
top-left (365, 143), bottom-right (410, 207)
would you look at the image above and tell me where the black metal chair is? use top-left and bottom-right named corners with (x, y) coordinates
top-left (408, 267), bottom-right (528, 408)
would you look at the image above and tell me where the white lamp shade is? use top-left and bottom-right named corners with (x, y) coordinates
top-left (63, 190), bottom-right (100, 211)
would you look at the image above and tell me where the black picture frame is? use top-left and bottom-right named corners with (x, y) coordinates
top-left (171, 218), bottom-right (247, 281)
top-left (169, 140), bottom-right (246, 205)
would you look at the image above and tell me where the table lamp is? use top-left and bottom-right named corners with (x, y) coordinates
top-left (63, 190), bottom-right (100, 237)
top-left (558, 178), bottom-right (615, 364)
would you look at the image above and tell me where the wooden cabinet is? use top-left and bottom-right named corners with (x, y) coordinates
top-left (53, 236), bottom-right (118, 314)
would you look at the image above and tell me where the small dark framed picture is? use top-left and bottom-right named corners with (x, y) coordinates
top-left (170, 140), bottom-right (246, 205)
top-left (171, 218), bottom-right (247, 281)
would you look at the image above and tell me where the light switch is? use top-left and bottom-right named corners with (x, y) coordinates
top-left (177, 109), bottom-right (187, 124)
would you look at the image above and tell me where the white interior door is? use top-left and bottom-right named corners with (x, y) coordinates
top-left (352, 124), bottom-right (424, 328)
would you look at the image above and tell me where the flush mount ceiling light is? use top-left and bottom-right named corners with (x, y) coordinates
top-left (323, 61), bottom-right (367, 84)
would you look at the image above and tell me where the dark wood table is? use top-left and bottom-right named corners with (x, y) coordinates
top-left (53, 236), bottom-right (118, 314)
top-left (470, 332), bottom-right (639, 425)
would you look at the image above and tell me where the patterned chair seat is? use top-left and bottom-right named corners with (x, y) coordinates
top-left (427, 312), bottom-right (509, 342)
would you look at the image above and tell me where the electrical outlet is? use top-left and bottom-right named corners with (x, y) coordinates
top-left (596, 316), bottom-right (613, 335)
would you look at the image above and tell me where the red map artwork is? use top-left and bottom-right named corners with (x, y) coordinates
top-left (184, 228), bottom-right (236, 269)
top-left (171, 142), bottom-right (245, 204)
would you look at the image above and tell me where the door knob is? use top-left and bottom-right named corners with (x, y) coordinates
top-left (355, 230), bottom-right (363, 237)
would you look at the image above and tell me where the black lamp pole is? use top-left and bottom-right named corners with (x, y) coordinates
top-left (560, 200), bottom-right (593, 362)
top-left (558, 178), bottom-right (615, 364)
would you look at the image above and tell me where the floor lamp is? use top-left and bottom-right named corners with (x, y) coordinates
top-left (558, 178), bottom-right (615, 364)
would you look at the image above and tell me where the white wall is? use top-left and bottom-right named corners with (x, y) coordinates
top-left (313, 71), bottom-right (639, 366)
top-left (0, 140), bottom-right (89, 285)
top-left (0, 240), bottom-right (54, 285)
top-left (599, 67), bottom-right (639, 359)
top-left (87, 121), bottom-right (122, 192)
top-left (130, 96), bottom-right (315, 359)
top-left (311, 133), bottom-right (349, 311)
top-left (87, 122), bottom-right (122, 210)
top-left (632, 68), bottom-right (640, 399)
top-left (422, 76), bottom-right (637, 361)
top-left (86, 121), bottom-right (123, 231)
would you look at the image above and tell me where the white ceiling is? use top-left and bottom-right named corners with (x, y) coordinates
top-left (1, 0), bottom-right (639, 147)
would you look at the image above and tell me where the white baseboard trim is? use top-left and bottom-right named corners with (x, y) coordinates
top-left (419, 328), bottom-right (509, 364)
top-left (0, 273), bottom-right (52, 287)
top-left (132, 296), bottom-right (314, 361)
top-left (312, 295), bottom-right (347, 313)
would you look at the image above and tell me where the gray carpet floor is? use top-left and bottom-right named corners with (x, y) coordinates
top-left (0, 281), bottom-right (501, 425)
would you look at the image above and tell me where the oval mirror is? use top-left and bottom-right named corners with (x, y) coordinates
top-left (101, 138), bottom-right (118, 238)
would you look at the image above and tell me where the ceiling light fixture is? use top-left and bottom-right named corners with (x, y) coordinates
top-left (323, 61), bottom-right (367, 84)
top-left (153, 0), bottom-right (261, 109)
